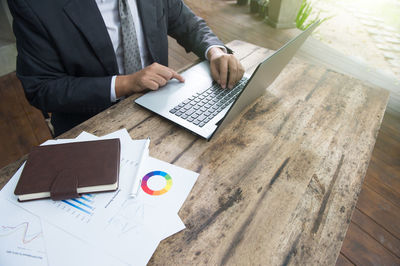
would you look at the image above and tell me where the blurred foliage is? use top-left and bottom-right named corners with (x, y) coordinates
top-left (296, 0), bottom-right (331, 30)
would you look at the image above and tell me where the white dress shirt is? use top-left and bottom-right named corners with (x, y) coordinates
top-left (95, 0), bottom-right (224, 102)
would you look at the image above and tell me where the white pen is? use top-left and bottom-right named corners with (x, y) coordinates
top-left (130, 137), bottom-right (150, 198)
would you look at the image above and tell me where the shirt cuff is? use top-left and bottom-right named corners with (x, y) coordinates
top-left (205, 45), bottom-right (227, 60)
top-left (110, 75), bottom-right (117, 102)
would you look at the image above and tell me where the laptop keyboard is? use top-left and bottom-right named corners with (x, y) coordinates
top-left (169, 77), bottom-right (248, 127)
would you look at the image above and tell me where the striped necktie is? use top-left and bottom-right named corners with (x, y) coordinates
top-left (119, 0), bottom-right (142, 74)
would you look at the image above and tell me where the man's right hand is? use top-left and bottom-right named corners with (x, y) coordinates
top-left (115, 63), bottom-right (185, 98)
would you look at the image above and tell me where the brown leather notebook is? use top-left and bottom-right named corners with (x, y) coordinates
top-left (14, 138), bottom-right (121, 201)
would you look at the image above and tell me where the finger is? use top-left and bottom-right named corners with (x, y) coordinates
top-left (210, 60), bottom-right (220, 84)
top-left (238, 63), bottom-right (245, 79)
top-left (152, 64), bottom-right (185, 83)
top-left (143, 79), bottom-right (160, 91)
top-left (228, 58), bottom-right (238, 89)
top-left (233, 59), bottom-right (245, 86)
top-left (170, 70), bottom-right (185, 83)
top-left (219, 57), bottom-right (228, 89)
top-left (151, 73), bottom-right (168, 87)
top-left (150, 63), bottom-right (173, 80)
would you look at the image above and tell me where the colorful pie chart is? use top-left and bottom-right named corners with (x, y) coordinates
top-left (141, 171), bottom-right (172, 196)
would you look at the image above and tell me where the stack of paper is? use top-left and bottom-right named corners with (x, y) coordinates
top-left (0, 129), bottom-right (199, 266)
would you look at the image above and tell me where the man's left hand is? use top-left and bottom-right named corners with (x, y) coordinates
top-left (208, 47), bottom-right (245, 89)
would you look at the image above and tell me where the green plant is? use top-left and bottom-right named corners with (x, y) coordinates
top-left (258, 0), bottom-right (269, 17)
top-left (296, 0), bottom-right (330, 30)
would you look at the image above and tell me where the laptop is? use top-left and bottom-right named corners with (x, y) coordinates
top-left (135, 22), bottom-right (318, 140)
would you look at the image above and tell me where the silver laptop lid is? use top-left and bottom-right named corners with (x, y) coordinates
top-left (208, 22), bottom-right (319, 140)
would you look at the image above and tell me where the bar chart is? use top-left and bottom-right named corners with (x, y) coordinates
top-left (53, 194), bottom-right (96, 224)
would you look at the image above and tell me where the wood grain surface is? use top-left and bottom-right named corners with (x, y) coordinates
top-left (0, 40), bottom-right (389, 265)
top-left (0, 73), bottom-right (51, 168)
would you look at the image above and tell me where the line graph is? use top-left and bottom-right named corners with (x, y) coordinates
top-left (0, 198), bottom-right (47, 266)
top-left (0, 222), bottom-right (43, 245)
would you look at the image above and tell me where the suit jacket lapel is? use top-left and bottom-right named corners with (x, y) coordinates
top-left (63, 0), bottom-right (119, 75)
top-left (136, 0), bottom-right (158, 62)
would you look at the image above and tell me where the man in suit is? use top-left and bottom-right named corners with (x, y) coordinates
top-left (8, 0), bottom-right (244, 136)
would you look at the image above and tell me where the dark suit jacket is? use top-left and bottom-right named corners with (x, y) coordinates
top-left (8, 0), bottom-right (225, 136)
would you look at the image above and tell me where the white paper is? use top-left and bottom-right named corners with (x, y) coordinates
top-left (0, 197), bottom-right (127, 266)
top-left (0, 198), bottom-right (48, 266)
top-left (43, 221), bottom-right (129, 266)
top-left (136, 157), bottom-right (199, 213)
top-left (1, 129), bottom-right (192, 265)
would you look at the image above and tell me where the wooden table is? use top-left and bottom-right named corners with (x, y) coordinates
top-left (0, 40), bottom-right (389, 265)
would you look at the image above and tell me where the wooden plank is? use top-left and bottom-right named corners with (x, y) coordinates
top-left (379, 112), bottom-right (400, 140)
top-left (363, 107), bottom-right (400, 208)
top-left (0, 73), bottom-right (51, 168)
top-left (148, 42), bottom-right (389, 265)
top-left (369, 154), bottom-right (400, 193)
top-left (372, 131), bottom-right (400, 165)
top-left (335, 253), bottom-right (354, 266)
top-left (0, 73), bottom-right (38, 168)
top-left (0, 156), bottom-right (25, 189)
top-left (352, 208), bottom-right (400, 258)
top-left (341, 222), bottom-right (400, 265)
top-left (365, 162), bottom-right (400, 208)
top-left (356, 184), bottom-right (400, 240)
top-left (257, 67), bottom-right (390, 265)
top-left (297, 37), bottom-right (400, 117)
top-left (0, 40), bottom-right (390, 266)
top-left (0, 74), bottom-right (24, 164)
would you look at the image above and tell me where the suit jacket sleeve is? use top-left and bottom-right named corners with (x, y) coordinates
top-left (166, 0), bottom-right (225, 59)
top-left (8, 0), bottom-right (113, 115)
